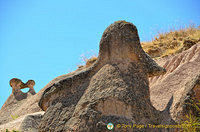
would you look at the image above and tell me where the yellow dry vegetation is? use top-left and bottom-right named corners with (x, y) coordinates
top-left (141, 26), bottom-right (200, 58)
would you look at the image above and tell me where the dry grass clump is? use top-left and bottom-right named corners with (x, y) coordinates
top-left (181, 99), bottom-right (200, 132)
top-left (85, 57), bottom-right (97, 68)
top-left (77, 56), bottom-right (97, 69)
top-left (142, 25), bottom-right (200, 58)
top-left (77, 50), bottom-right (97, 69)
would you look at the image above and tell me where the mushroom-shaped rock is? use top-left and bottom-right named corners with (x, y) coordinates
top-left (10, 78), bottom-right (36, 100)
top-left (38, 21), bottom-right (167, 132)
top-left (25, 80), bottom-right (36, 95)
top-left (10, 78), bottom-right (24, 93)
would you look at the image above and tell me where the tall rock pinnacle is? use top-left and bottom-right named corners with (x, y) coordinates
top-left (38, 21), bottom-right (167, 132)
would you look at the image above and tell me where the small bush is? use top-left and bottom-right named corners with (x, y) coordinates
top-left (181, 99), bottom-right (200, 132)
top-left (10, 114), bottom-right (19, 120)
top-left (5, 129), bottom-right (20, 132)
top-left (85, 57), bottom-right (97, 68)
top-left (78, 51), bottom-right (97, 69)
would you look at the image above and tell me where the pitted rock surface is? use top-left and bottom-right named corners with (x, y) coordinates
top-left (38, 21), bottom-right (169, 132)
top-left (170, 74), bottom-right (200, 123)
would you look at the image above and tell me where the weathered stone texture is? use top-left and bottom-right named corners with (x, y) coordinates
top-left (38, 21), bottom-right (168, 132)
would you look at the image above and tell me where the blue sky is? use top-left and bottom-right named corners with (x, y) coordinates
top-left (0, 0), bottom-right (199, 108)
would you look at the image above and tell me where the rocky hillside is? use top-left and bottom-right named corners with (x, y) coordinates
top-left (0, 79), bottom-right (43, 131)
top-left (0, 21), bottom-right (200, 132)
top-left (150, 42), bottom-right (200, 110)
top-left (141, 26), bottom-right (200, 58)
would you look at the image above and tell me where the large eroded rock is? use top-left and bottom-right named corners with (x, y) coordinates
top-left (38, 21), bottom-right (170, 132)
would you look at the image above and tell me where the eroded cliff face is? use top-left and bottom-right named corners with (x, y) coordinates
top-left (170, 74), bottom-right (200, 123)
top-left (38, 21), bottom-right (169, 132)
top-left (150, 43), bottom-right (200, 109)
top-left (149, 43), bottom-right (200, 123)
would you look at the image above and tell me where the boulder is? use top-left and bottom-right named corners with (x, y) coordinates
top-left (19, 112), bottom-right (44, 132)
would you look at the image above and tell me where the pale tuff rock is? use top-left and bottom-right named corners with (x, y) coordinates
top-left (170, 74), bottom-right (200, 123)
top-left (19, 112), bottom-right (44, 132)
top-left (149, 43), bottom-right (200, 116)
top-left (0, 112), bottom-right (44, 132)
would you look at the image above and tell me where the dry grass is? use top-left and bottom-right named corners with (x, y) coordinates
top-left (77, 53), bottom-right (97, 69)
top-left (141, 25), bottom-right (200, 58)
top-left (181, 99), bottom-right (200, 132)
top-left (85, 57), bottom-right (97, 68)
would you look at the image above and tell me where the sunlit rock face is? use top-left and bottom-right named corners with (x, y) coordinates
top-left (38, 21), bottom-right (168, 132)
top-left (170, 74), bottom-right (200, 123)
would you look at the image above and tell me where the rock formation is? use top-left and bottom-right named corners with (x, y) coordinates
top-left (170, 74), bottom-right (200, 123)
top-left (0, 78), bottom-right (42, 131)
top-left (10, 78), bottom-right (36, 100)
top-left (0, 74), bottom-right (88, 131)
top-left (38, 21), bottom-right (168, 132)
top-left (19, 112), bottom-right (44, 132)
top-left (149, 42), bottom-right (200, 117)
top-left (0, 111), bottom-right (44, 131)
top-left (1, 21), bottom-right (199, 132)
